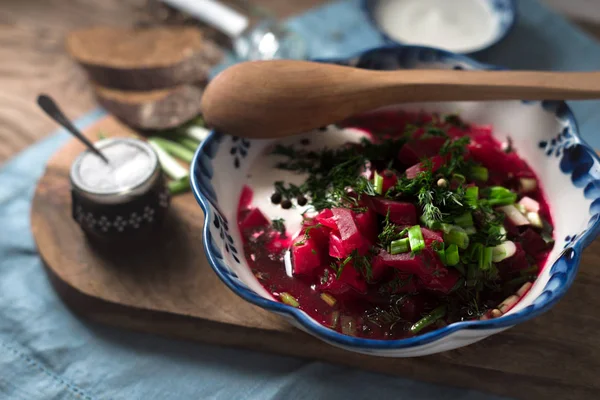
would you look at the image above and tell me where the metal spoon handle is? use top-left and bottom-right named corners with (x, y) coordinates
top-left (37, 94), bottom-right (110, 164)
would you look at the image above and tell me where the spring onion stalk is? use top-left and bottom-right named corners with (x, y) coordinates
top-left (444, 226), bottom-right (469, 249)
top-left (526, 211), bottom-right (543, 228)
top-left (487, 186), bottom-right (517, 206)
top-left (148, 141), bottom-right (189, 181)
top-left (97, 131), bottom-right (108, 140)
top-left (452, 173), bottom-right (466, 184)
top-left (541, 231), bottom-right (554, 244)
top-left (465, 186), bottom-right (479, 208)
top-left (439, 223), bottom-right (454, 234)
top-left (488, 186), bottom-right (512, 198)
top-left (408, 225), bottom-right (426, 252)
top-left (168, 178), bottom-right (190, 195)
top-left (184, 125), bottom-right (210, 142)
top-left (454, 211), bottom-right (474, 228)
top-left (519, 196), bottom-right (540, 213)
top-left (498, 226), bottom-right (507, 241)
top-left (434, 244), bottom-right (446, 265)
top-left (464, 226), bottom-right (477, 235)
top-left (515, 203), bottom-right (527, 214)
top-left (373, 171), bottom-right (384, 195)
top-left (470, 166), bottom-right (488, 182)
top-left (329, 311), bottom-right (340, 329)
top-left (480, 247), bottom-right (493, 270)
top-left (280, 292), bottom-right (299, 307)
top-left (409, 305), bottom-right (447, 334)
top-left (149, 137), bottom-right (194, 163)
top-left (390, 238), bottom-right (411, 255)
top-left (468, 243), bottom-right (483, 267)
top-left (499, 205), bottom-right (530, 226)
top-left (175, 137), bottom-right (200, 152)
top-left (519, 177), bottom-right (537, 193)
top-left (320, 293), bottom-right (337, 307)
top-left (492, 241), bottom-right (517, 262)
top-left (445, 244), bottom-right (459, 266)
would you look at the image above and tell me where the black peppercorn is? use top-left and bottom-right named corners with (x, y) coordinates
top-left (300, 138), bottom-right (310, 145)
top-left (297, 195), bottom-right (307, 206)
top-left (270, 192), bottom-right (282, 204)
top-left (281, 199), bottom-right (292, 209)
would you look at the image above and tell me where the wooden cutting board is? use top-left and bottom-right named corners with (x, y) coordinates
top-left (31, 115), bottom-right (600, 400)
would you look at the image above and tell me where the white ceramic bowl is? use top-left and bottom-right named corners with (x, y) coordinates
top-left (191, 45), bottom-right (600, 357)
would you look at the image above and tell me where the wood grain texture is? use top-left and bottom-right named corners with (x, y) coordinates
top-left (0, 0), bottom-right (327, 164)
top-left (31, 115), bottom-right (600, 400)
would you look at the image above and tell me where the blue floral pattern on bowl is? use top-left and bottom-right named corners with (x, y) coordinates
top-left (190, 44), bottom-right (600, 357)
top-left (361, 0), bottom-right (516, 54)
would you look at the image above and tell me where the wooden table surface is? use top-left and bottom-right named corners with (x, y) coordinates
top-left (0, 0), bottom-right (327, 163)
top-left (1, 0), bottom-right (599, 164)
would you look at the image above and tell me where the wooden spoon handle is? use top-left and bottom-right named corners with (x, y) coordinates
top-left (377, 69), bottom-right (600, 102)
top-left (201, 60), bottom-right (600, 139)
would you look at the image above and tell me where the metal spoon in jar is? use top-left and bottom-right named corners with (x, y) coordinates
top-left (37, 94), bottom-right (110, 164)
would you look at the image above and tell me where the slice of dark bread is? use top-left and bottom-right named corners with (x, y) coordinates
top-left (93, 84), bottom-right (203, 130)
top-left (66, 26), bottom-right (223, 91)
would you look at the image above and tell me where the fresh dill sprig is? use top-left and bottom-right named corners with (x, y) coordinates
top-left (378, 211), bottom-right (408, 249)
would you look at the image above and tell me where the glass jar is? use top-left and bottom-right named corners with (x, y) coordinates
top-left (69, 137), bottom-right (170, 244)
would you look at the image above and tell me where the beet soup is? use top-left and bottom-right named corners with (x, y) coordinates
top-left (236, 110), bottom-right (554, 340)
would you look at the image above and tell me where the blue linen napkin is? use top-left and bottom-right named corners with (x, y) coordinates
top-left (2, 0), bottom-right (600, 398)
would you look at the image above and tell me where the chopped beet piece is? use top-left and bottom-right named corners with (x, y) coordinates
top-left (520, 228), bottom-right (548, 257)
top-left (420, 269), bottom-right (460, 294)
top-left (373, 248), bottom-right (447, 279)
top-left (315, 209), bottom-right (338, 230)
top-left (238, 185), bottom-right (254, 216)
top-left (318, 268), bottom-right (350, 295)
top-left (421, 227), bottom-right (444, 246)
top-left (338, 262), bottom-right (368, 293)
top-left (239, 208), bottom-right (270, 233)
top-left (467, 143), bottom-right (533, 178)
top-left (366, 196), bottom-right (417, 225)
top-left (370, 258), bottom-right (391, 282)
top-left (405, 155), bottom-right (445, 179)
top-left (265, 235), bottom-right (291, 255)
top-left (380, 170), bottom-right (398, 194)
top-left (329, 232), bottom-right (348, 259)
top-left (352, 207), bottom-right (378, 243)
top-left (395, 294), bottom-right (428, 322)
top-left (318, 264), bottom-right (367, 294)
top-left (497, 242), bottom-right (529, 278)
top-left (291, 234), bottom-right (326, 276)
top-left (332, 208), bottom-right (370, 254)
top-left (398, 138), bottom-right (446, 165)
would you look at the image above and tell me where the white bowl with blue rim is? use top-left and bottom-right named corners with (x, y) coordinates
top-left (362, 0), bottom-right (516, 54)
top-left (190, 44), bottom-right (600, 357)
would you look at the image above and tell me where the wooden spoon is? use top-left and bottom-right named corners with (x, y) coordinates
top-left (200, 59), bottom-right (600, 139)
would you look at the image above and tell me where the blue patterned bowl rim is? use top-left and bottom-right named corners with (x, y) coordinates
top-left (190, 44), bottom-right (600, 350)
top-left (361, 0), bottom-right (517, 54)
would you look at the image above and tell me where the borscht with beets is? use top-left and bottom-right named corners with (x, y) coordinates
top-left (236, 110), bottom-right (554, 339)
